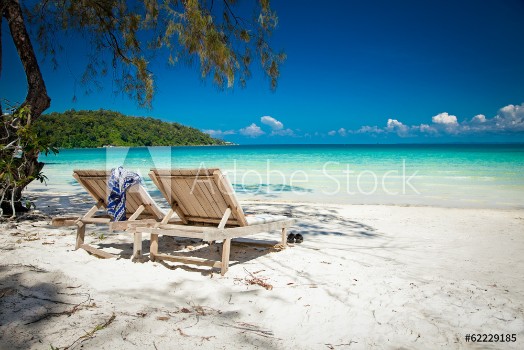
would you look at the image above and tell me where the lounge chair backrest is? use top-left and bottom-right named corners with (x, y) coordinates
top-left (149, 168), bottom-right (248, 227)
top-left (73, 170), bottom-right (164, 219)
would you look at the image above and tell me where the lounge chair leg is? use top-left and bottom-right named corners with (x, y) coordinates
top-left (75, 222), bottom-right (85, 250)
top-left (133, 231), bottom-right (142, 261)
top-left (221, 238), bottom-right (231, 276)
top-left (281, 227), bottom-right (287, 247)
top-left (150, 233), bottom-right (158, 262)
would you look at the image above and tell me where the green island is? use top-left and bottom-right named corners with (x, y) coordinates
top-left (34, 109), bottom-right (227, 148)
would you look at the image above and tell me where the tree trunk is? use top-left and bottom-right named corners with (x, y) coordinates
top-left (1, 7), bottom-right (3, 116)
top-left (1, 0), bottom-right (50, 216)
top-left (3, 0), bottom-right (51, 118)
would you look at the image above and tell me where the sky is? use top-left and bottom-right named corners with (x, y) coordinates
top-left (2, 0), bottom-right (524, 144)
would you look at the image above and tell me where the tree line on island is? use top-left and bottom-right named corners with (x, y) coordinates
top-left (34, 110), bottom-right (227, 148)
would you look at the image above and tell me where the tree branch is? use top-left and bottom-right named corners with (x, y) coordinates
top-left (3, 0), bottom-right (50, 121)
top-left (223, 0), bottom-right (240, 25)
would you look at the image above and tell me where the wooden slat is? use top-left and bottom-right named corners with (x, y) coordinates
top-left (149, 170), bottom-right (168, 194)
top-left (170, 168), bottom-right (208, 217)
top-left (91, 179), bottom-right (110, 206)
top-left (231, 239), bottom-right (280, 248)
top-left (158, 174), bottom-right (197, 217)
top-left (200, 177), bottom-right (229, 217)
top-left (111, 219), bottom-right (159, 231)
top-left (149, 169), bottom-right (244, 225)
top-left (213, 219), bottom-right (296, 240)
top-left (152, 174), bottom-right (214, 179)
top-left (190, 169), bottom-right (223, 218)
top-left (79, 202), bottom-right (103, 221)
top-left (205, 179), bottom-right (231, 219)
top-left (150, 169), bottom-right (245, 226)
top-left (217, 208), bottom-right (231, 229)
top-left (74, 170), bottom-right (108, 178)
top-left (152, 168), bottom-right (219, 177)
top-left (73, 172), bottom-right (106, 205)
top-left (157, 208), bottom-right (175, 227)
top-left (185, 178), bottom-right (215, 218)
top-left (139, 219), bottom-right (295, 242)
top-left (139, 228), bottom-right (207, 240)
top-left (73, 175), bottom-right (107, 180)
top-left (169, 202), bottom-right (188, 224)
top-left (153, 253), bottom-right (222, 268)
top-left (165, 175), bottom-right (197, 216)
top-left (149, 171), bottom-right (188, 223)
top-left (94, 178), bottom-right (109, 203)
top-left (136, 185), bottom-right (165, 220)
top-left (172, 172), bottom-right (209, 218)
top-left (213, 170), bottom-right (248, 226)
top-left (184, 216), bottom-right (239, 225)
top-left (128, 204), bottom-right (145, 221)
top-left (219, 171), bottom-right (248, 225)
top-left (52, 216), bottom-right (80, 227)
top-left (139, 224), bottom-right (210, 233)
top-left (79, 218), bottom-right (111, 224)
top-left (190, 179), bottom-right (221, 218)
top-left (79, 244), bottom-right (116, 259)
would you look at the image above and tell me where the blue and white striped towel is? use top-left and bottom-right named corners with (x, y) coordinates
top-left (107, 166), bottom-right (142, 221)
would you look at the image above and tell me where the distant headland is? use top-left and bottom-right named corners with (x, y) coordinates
top-left (34, 109), bottom-right (228, 148)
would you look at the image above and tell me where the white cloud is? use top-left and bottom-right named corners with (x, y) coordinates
top-left (357, 125), bottom-right (385, 134)
top-left (430, 112), bottom-right (460, 134)
top-left (432, 112), bottom-right (458, 125)
top-left (349, 102), bottom-right (524, 138)
top-left (271, 128), bottom-right (295, 136)
top-left (260, 116), bottom-right (284, 130)
top-left (328, 130), bottom-right (336, 136)
top-left (491, 104), bottom-right (524, 132)
top-left (240, 123), bottom-right (265, 137)
top-left (471, 114), bottom-right (486, 123)
top-left (386, 119), bottom-right (411, 137)
top-left (203, 129), bottom-right (236, 137)
top-left (338, 128), bottom-right (347, 136)
top-left (418, 124), bottom-right (438, 135)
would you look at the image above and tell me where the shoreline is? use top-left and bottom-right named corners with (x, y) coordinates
top-left (25, 190), bottom-right (524, 211)
top-left (1, 192), bottom-right (523, 349)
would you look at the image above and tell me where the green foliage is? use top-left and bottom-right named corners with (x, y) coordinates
top-left (24, 0), bottom-right (285, 108)
top-left (0, 104), bottom-right (58, 217)
top-left (33, 109), bottom-right (227, 148)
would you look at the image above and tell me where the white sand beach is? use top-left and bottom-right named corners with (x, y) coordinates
top-left (1, 192), bottom-right (523, 349)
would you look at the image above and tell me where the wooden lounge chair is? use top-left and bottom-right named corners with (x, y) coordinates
top-left (135, 168), bottom-right (297, 275)
top-left (52, 169), bottom-right (166, 259)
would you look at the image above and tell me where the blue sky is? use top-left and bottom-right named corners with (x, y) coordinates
top-left (2, 0), bottom-right (524, 144)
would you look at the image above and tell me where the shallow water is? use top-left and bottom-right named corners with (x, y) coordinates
top-left (30, 144), bottom-right (524, 208)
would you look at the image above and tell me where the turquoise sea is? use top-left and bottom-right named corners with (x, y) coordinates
top-left (30, 144), bottom-right (524, 209)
